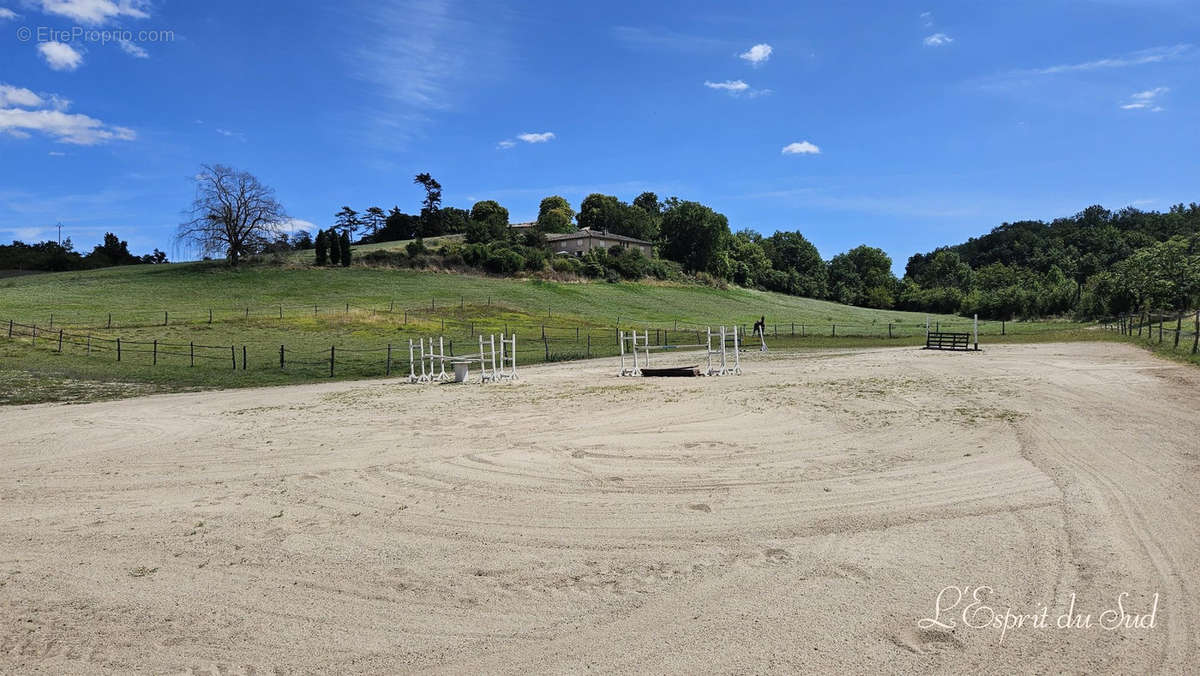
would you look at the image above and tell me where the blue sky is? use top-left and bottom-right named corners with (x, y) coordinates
top-left (1, 0), bottom-right (1197, 274)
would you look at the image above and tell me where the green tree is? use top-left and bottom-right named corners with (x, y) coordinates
top-left (334, 206), bottom-right (360, 238)
top-left (328, 227), bottom-right (341, 265)
top-left (363, 206), bottom-right (386, 240)
top-left (340, 231), bottom-right (351, 266)
top-left (538, 195), bottom-right (574, 222)
top-left (729, 230), bottom-right (772, 288)
top-left (762, 231), bottom-right (827, 298)
top-left (536, 195), bottom-right (576, 233)
top-left (658, 199), bottom-right (732, 275)
top-left (315, 229), bottom-right (328, 265)
top-left (828, 245), bottom-right (896, 308)
top-left (466, 200), bottom-right (510, 243)
top-left (633, 191), bottom-right (661, 217)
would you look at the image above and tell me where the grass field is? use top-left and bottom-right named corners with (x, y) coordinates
top-left (0, 257), bottom-right (1094, 404)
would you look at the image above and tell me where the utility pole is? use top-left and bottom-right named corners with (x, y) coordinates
top-left (56, 222), bottom-right (63, 245)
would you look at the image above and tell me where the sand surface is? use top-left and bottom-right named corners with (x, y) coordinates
top-left (1, 342), bottom-right (1197, 674)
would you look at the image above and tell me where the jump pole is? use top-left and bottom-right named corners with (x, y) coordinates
top-left (973, 314), bottom-right (979, 351)
top-left (479, 335), bottom-right (494, 383)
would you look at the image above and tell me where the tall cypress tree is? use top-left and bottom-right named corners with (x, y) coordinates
top-left (314, 229), bottom-right (328, 265)
top-left (340, 231), bottom-right (351, 267)
top-left (328, 228), bottom-right (341, 266)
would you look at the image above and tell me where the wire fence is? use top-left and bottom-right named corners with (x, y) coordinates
top-left (1100, 309), bottom-right (1200, 355)
top-left (0, 296), bottom-right (1077, 380)
top-left (17, 294), bottom-right (1041, 337)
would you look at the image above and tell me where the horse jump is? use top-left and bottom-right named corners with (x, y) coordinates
top-left (409, 333), bottom-right (518, 384)
top-left (619, 325), bottom-right (743, 377)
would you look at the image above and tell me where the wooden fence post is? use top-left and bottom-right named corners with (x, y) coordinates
top-left (544, 336), bottom-right (550, 361)
top-left (832, 324), bottom-right (836, 337)
top-left (1193, 310), bottom-right (1199, 355)
top-left (1174, 312), bottom-right (1182, 349)
top-left (1002, 320), bottom-right (1006, 336)
top-left (209, 309), bottom-right (213, 324)
top-left (242, 345), bottom-right (247, 370)
top-left (58, 329), bottom-right (63, 352)
top-left (231, 346), bottom-right (236, 370)
top-left (87, 335), bottom-right (91, 356)
top-left (386, 344), bottom-right (391, 376)
top-left (190, 342), bottom-right (194, 367)
top-left (888, 323), bottom-right (893, 339)
top-left (107, 313), bottom-right (112, 329)
top-left (587, 333), bottom-right (591, 359)
top-left (280, 345), bottom-right (285, 369)
top-left (153, 339), bottom-right (157, 365)
top-left (164, 310), bottom-right (168, 326)
top-left (31, 325), bottom-right (37, 347)
top-left (49, 314), bottom-right (53, 330)
top-left (117, 337), bottom-right (121, 362)
top-left (329, 345), bottom-right (335, 377)
top-left (7, 319), bottom-right (11, 338)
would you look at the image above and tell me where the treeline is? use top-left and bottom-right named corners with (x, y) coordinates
top-left (318, 172), bottom-right (1200, 321)
top-left (903, 205), bottom-right (1200, 319)
top-left (0, 233), bottom-right (167, 272)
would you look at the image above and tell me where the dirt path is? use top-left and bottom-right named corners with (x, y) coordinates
top-left (1, 343), bottom-right (1196, 674)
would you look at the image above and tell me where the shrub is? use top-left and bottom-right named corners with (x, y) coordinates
top-left (484, 247), bottom-right (524, 274)
top-left (521, 246), bottom-right (548, 272)
top-left (551, 256), bottom-right (581, 274)
top-left (406, 238), bottom-right (427, 257)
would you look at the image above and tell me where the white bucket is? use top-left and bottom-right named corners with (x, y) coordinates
top-left (452, 361), bottom-right (470, 383)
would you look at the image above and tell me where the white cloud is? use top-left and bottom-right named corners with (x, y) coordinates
top-left (38, 0), bottom-right (149, 25)
top-left (703, 79), bottom-right (771, 98)
top-left (496, 139), bottom-right (515, 149)
top-left (37, 41), bottom-right (84, 71)
top-left (920, 11), bottom-right (933, 27)
top-left (348, 0), bottom-right (510, 143)
top-left (516, 132), bottom-right (555, 143)
top-left (118, 39), bottom-right (148, 58)
top-left (923, 33), bottom-right (953, 47)
top-left (1120, 87), bottom-right (1169, 111)
top-left (0, 85), bottom-right (135, 144)
top-left (704, 79), bottom-right (749, 92)
top-left (283, 218), bottom-right (317, 233)
top-left (0, 108), bottom-right (135, 144)
top-left (738, 43), bottom-right (772, 66)
top-left (781, 141), bottom-right (820, 155)
top-left (0, 8), bottom-right (17, 20)
top-left (48, 151), bottom-right (66, 156)
top-left (1035, 44), bottom-right (1190, 75)
top-left (214, 128), bottom-right (245, 141)
top-left (0, 84), bottom-right (44, 108)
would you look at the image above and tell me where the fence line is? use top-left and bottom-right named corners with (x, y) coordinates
top-left (19, 295), bottom-right (1037, 337)
top-left (1100, 309), bottom-right (1200, 355)
top-left (1, 311), bottom-right (1042, 380)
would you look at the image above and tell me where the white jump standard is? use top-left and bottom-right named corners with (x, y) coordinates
top-left (617, 324), bottom-right (743, 377)
top-left (706, 325), bottom-right (742, 376)
top-left (618, 329), bottom-right (650, 377)
top-left (409, 333), bottom-right (518, 384)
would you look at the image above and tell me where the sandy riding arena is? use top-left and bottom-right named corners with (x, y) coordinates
top-left (1, 343), bottom-right (1197, 674)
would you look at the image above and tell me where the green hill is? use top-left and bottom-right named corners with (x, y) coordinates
top-left (0, 259), bottom-right (1075, 404)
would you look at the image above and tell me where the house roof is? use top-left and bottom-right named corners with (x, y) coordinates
top-left (508, 221), bottom-right (536, 229)
top-left (544, 228), bottom-right (652, 246)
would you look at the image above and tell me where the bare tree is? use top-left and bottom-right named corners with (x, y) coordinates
top-left (177, 164), bottom-right (288, 266)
